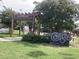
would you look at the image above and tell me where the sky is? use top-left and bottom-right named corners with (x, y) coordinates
top-left (0, 0), bottom-right (43, 13)
top-left (74, 0), bottom-right (79, 4)
top-left (0, 0), bottom-right (79, 13)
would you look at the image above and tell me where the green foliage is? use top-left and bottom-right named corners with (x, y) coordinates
top-left (34, 0), bottom-right (77, 32)
top-left (22, 33), bottom-right (51, 43)
top-left (1, 8), bottom-right (16, 27)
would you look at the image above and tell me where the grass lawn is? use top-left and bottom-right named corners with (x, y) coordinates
top-left (0, 42), bottom-right (79, 59)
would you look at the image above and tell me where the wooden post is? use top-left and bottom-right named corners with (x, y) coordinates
top-left (19, 20), bottom-right (21, 36)
top-left (36, 16), bottom-right (40, 36)
top-left (32, 16), bottom-right (35, 35)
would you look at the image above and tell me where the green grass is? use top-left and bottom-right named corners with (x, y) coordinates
top-left (0, 42), bottom-right (79, 59)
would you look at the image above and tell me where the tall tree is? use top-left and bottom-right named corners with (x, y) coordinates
top-left (1, 8), bottom-right (16, 36)
top-left (34, 0), bottom-right (77, 32)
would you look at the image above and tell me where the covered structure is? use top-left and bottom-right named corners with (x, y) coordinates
top-left (12, 12), bottom-right (39, 36)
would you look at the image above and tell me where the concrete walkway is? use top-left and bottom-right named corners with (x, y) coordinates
top-left (0, 37), bottom-right (22, 42)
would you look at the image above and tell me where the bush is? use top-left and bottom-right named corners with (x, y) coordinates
top-left (22, 32), bottom-right (71, 46)
top-left (22, 33), bottom-right (51, 43)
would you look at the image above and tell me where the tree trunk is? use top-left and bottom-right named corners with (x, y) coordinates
top-left (10, 18), bottom-right (14, 37)
top-left (10, 10), bottom-right (14, 37)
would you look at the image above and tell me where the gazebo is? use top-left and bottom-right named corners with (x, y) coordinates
top-left (11, 12), bottom-right (39, 36)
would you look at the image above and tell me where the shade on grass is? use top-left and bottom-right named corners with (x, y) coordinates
top-left (0, 42), bottom-right (79, 59)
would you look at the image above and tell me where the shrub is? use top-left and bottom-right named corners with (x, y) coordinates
top-left (22, 32), bottom-right (71, 46)
top-left (22, 33), bottom-right (51, 43)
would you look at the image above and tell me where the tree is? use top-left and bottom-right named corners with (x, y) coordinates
top-left (1, 8), bottom-right (16, 36)
top-left (34, 0), bottom-right (77, 32)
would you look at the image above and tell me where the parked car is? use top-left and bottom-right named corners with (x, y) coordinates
top-left (0, 28), bottom-right (9, 33)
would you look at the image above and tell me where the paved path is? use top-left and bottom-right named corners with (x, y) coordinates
top-left (0, 37), bottom-right (22, 42)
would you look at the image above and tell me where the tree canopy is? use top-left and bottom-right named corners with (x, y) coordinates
top-left (1, 8), bottom-right (16, 28)
top-left (34, 0), bottom-right (77, 32)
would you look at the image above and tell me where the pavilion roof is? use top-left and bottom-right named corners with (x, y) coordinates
top-left (14, 12), bottom-right (39, 21)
